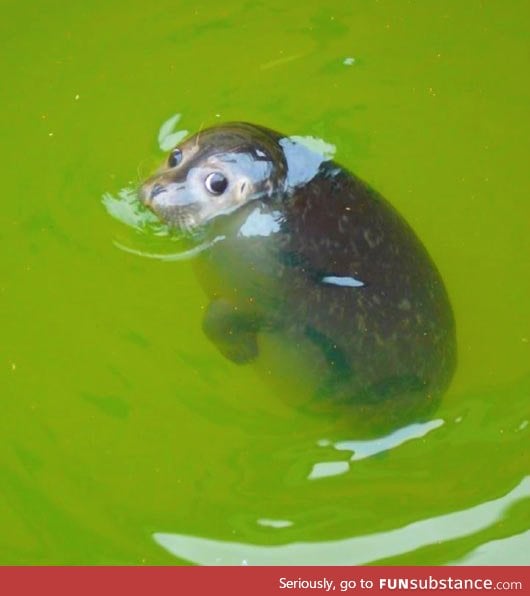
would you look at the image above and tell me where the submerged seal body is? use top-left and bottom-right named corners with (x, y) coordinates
top-left (140, 123), bottom-right (456, 430)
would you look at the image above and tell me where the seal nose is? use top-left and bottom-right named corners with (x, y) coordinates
top-left (150, 183), bottom-right (166, 200)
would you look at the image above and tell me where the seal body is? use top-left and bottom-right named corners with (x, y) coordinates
top-left (140, 123), bottom-right (456, 430)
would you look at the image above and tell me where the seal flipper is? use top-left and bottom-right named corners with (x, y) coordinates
top-left (202, 299), bottom-right (260, 364)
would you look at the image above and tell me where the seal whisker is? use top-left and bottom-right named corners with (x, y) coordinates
top-left (135, 158), bottom-right (155, 184)
top-left (195, 121), bottom-right (205, 148)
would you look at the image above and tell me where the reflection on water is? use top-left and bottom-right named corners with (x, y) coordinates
top-left (307, 460), bottom-right (350, 480)
top-left (157, 113), bottom-right (188, 152)
top-left (329, 418), bottom-right (445, 462)
top-left (153, 477), bottom-right (530, 565)
top-left (257, 519), bottom-right (293, 529)
top-left (114, 235), bottom-right (226, 262)
top-left (309, 419), bottom-right (443, 479)
top-left (102, 186), bottom-right (165, 233)
top-left (453, 530), bottom-right (530, 566)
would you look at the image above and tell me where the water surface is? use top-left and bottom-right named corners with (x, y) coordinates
top-left (1, 0), bottom-right (528, 564)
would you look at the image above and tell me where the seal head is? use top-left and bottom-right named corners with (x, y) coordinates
top-left (140, 123), bottom-right (288, 232)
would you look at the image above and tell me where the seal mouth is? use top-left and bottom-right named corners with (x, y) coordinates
top-left (139, 181), bottom-right (201, 235)
top-left (149, 203), bottom-right (200, 235)
top-left (169, 208), bottom-right (199, 234)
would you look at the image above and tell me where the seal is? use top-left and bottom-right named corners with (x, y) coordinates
top-left (139, 122), bottom-right (456, 431)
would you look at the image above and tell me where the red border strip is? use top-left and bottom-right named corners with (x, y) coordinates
top-left (0, 566), bottom-right (528, 596)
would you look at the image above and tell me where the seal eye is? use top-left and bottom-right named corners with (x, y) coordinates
top-left (205, 172), bottom-right (228, 195)
top-left (168, 148), bottom-right (182, 168)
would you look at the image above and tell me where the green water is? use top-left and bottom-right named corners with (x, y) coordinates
top-left (1, 0), bottom-right (529, 565)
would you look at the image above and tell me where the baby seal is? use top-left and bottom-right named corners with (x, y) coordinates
top-left (140, 122), bottom-right (456, 430)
